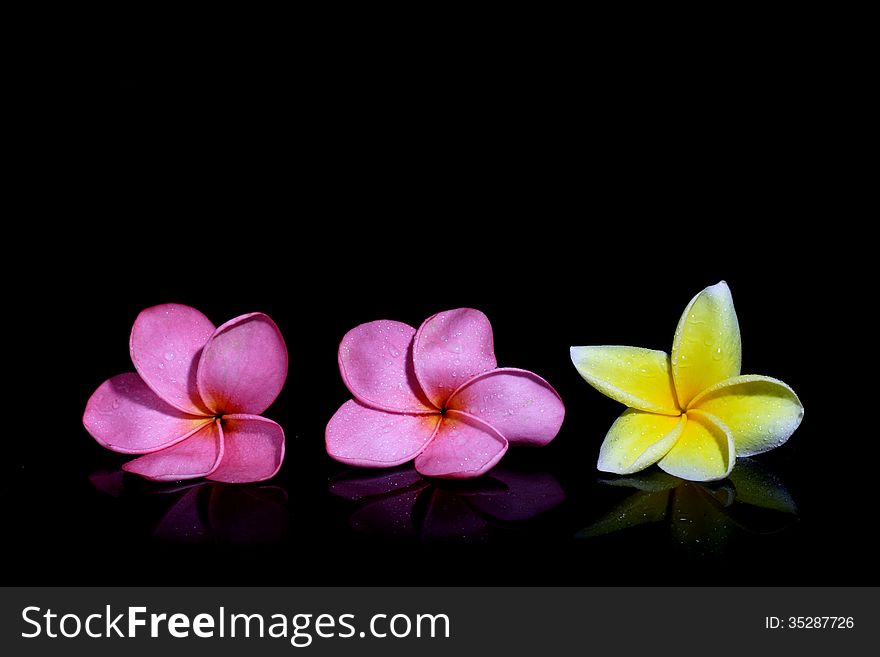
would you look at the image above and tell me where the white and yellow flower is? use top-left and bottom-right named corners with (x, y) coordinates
top-left (571, 282), bottom-right (803, 481)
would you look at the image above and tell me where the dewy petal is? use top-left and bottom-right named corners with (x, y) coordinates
top-left (83, 373), bottom-right (211, 454)
top-left (570, 346), bottom-right (680, 415)
top-left (446, 368), bottom-right (565, 446)
top-left (207, 415), bottom-right (285, 483)
top-left (597, 409), bottom-right (686, 475)
top-left (129, 303), bottom-right (216, 415)
top-left (326, 400), bottom-right (441, 467)
top-left (122, 420), bottom-right (224, 482)
top-left (671, 281), bottom-right (742, 408)
top-left (658, 410), bottom-right (735, 482)
top-left (688, 374), bottom-right (804, 456)
top-left (413, 308), bottom-right (497, 408)
top-left (414, 411), bottom-right (508, 479)
top-left (197, 312), bottom-right (288, 415)
top-left (338, 320), bottom-right (435, 413)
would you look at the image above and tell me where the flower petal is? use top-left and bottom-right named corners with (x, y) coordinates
top-left (446, 368), bottom-right (565, 446)
top-left (207, 415), bottom-right (285, 483)
top-left (671, 281), bottom-right (742, 408)
top-left (122, 420), bottom-right (224, 482)
top-left (658, 410), bottom-right (735, 482)
top-left (413, 308), bottom-right (497, 408)
top-left (414, 411), bottom-right (508, 479)
top-left (596, 409), bottom-right (686, 475)
top-left (129, 303), bottom-right (216, 414)
top-left (83, 373), bottom-right (210, 454)
top-left (197, 312), bottom-right (288, 415)
top-left (689, 375), bottom-right (803, 456)
top-left (338, 320), bottom-right (435, 413)
top-left (570, 346), bottom-right (680, 415)
top-left (325, 400), bottom-right (441, 467)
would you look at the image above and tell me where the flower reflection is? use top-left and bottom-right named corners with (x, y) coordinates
top-left (578, 459), bottom-right (797, 550)
top-left (330, 466), bottom-right (565, 540)
top-left (89, 468), bottom-right (289, 544)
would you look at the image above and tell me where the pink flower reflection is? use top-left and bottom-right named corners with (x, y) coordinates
top-left (330, 466), bottom-right (565, 540)
top-left (153, 483), bottom-right (289, 545)
top-left (89, 468), bottom-right (289, 544)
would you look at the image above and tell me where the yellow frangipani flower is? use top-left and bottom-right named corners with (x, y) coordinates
top-left (570, 282), bottom-right (804, 482)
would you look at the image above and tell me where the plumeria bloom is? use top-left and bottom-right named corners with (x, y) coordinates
top-left (84, 304), bottom-right (288, 483)
top-left (326, 308), bottom-right (565, 478)
top-left (571, 282), bottom-right (803, 482)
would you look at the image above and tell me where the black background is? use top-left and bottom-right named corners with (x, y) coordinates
top-left (11, 32), bottom-right (871, 586)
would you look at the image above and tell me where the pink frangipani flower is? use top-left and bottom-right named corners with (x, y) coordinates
top-left (326, 309), bottom-right (565, 478)
top-left (84, 304), bottom-right (288, 483)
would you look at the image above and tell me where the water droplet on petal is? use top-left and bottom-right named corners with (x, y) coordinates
top-left (165, 352), bottom-right (175, 361)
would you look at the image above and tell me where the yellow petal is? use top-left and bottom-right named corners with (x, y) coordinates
top-left (671, 281), bottom-right (742, 407)
top-left (570, 345), bottom-right (680, 415)
top-left (658, 410), bottom-right (734, 481)
top-left (689, 374), bottom-right (803, 456)
top-left (597, 409), bottom-right (685, 474)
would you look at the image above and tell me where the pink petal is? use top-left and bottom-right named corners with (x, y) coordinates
top-left (197, 313), bottom-right (288, 415)
top-left (326, 400), bottom-right (441, 467)
top-left (129, 303), bottom-right (216, 415)
top-left (338, 320), bottom-right (435, 413)
top-left (447, 368), bottom-right (565, 446)
top-left (413, 308), bottom-right (497, 408)
top-left (83, 373), bottom-right (211, 454)
top-left (122, 420), bottom-right (224, 482)
top-left (207, 415), bottom-right (285, 483)
top-left (414, 411), bottom-right (508, 479)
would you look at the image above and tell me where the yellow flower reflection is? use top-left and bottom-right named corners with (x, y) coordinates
top-left (571, 282), bottom-right (803, 481)
top-left (578, 459), bottom-right (797, 549)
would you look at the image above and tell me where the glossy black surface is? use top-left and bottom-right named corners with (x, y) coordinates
top-left (11, 58), bottom-right (867, 585)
